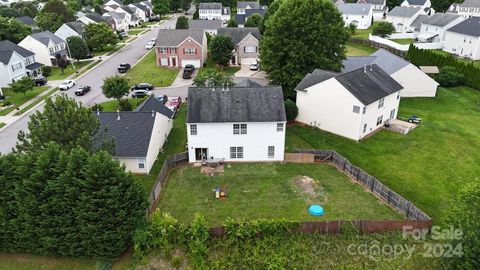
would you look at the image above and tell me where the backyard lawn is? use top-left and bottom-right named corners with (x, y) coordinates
top-left (345, 42), bottom-right (377, 56)
top-left (351, 22), bottom-right (380, 39)
top-left (390, 38), bottom-right (413, 45)
top-left (286, 87), bottom-right (480, 222)
top-left (158, 162), bottom-right (403, 226)
top-left (46, 61), bottom-right (93, 81)
top-left (96, 97), bottom-right (147, 112)
top-left (0, 253), bottom-right (95, 270)
top-left (0, 86), bottom-right (49, 116)
top-left (124, 50), bottom-right (179, 87)
top-left (197, 57), bottom-right (241, 77)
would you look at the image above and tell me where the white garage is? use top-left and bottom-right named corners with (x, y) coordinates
top-left (181, 59), bottom-right (201, 68)
top-left (241, 57), bottom-right (258, 65)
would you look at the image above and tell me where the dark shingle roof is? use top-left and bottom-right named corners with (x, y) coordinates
top-left (135, 96), bottom-right (174, 119)
top-left (447, 17), bottom-right (480, 37)
top-left (245, 8), bottom-right (267, 17)
top-left (155, 29), bottom-right (205, 47)
top-left (335, 64), bottom-right (403, 105)
top-left (217, 27), bottom-right (261, 44)
top-left (422, 13), bottom-right (461, 27)
top-left (187, 86), bottom-right (286, 123)
top-left (406, 0), bottom-right (427, 5)
top-left (199, 2), bottom-right (222, 9)
top-left (131, 2), bottom-right (148, 11)
top-left (388, 6), bottom-right (422, 17)
top-left (189, 19), bottom-right (223, 30)
top-left (295, 69), bottom-right (339, 91)
top-left (85, 12), bottom-right (107, 22)
top-left (361, 0), bottom-right (385, 4)
top-left (236, 79), bottom-right (263, 87)
top-left (237, 1), bottom-right (260, 9)
top-left (410, 14), bottom-right (429, 30)
top-left (104, 0), bottom-right (123, 5)
top-left (30, 31), bottom-right (65, 46)
top-left (342, 49), bottom-right (410, 74)
top-left (0, 40), bottom-right (35, 64)
top-left (95, 112), bottom-right (156, 157)
top-left (65, 21), bottom-right (85, 35)
top-left (15, 16), bottom-right (35, 26)
top-left (338, 3), bottom-right (372, 15)
top-left (236, 14), bottom-right (246, 24)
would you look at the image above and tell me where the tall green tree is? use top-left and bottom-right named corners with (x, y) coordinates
top-left (9, 76), bottom-right (35, 96)
top-left (41, 0), bottom-right (76, 22)
top-left (244, 13), bottom-right (262, 27)
top-left (259, 0), bottom-right (282, 34)
top-left (67, 36), bottom-right (89, 62)
top-left (0, 16), bottom-right (31, 43)
top-left (209, 35), bottom-right (234, 70)
top-left (372, 21), bottom-right (395, 37)
top-left (102, 75), bottom-right (130, 101)
top-left (0, 7), bottom-right (20, 18)
top-left (169, 0), bottom-right (180, 11)
top-left (226, 18), bottom-right (237, 27)
top-left (260, 0), bottom-right (350, 98)
top-left (181, 0), bottom-right (192, 11)
top-left (85, 22), bottom-right (118, 50)
top-left (152, 0), bottom-right (170, 18)
top-left (36, 12), bottom-right (64, 32)
top-left (176, 15), bottom-right (189, 29)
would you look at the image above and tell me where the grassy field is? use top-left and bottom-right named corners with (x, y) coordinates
top-left (124, 50), bottom-right (179, 87)
top-left (127, 29), bottom-right (146, 36)
top-left (0, 86), bottom-right (49, 116)
top-left (197, 57), bottom-right (241, 77)
top-left (351, 22), bottom-right (380, 39)
top-left (96, 97), bottom-right (147, 112)
top-left (46, 61), bottom-right (93, 81)
top-left (390, 38), bottom-right (413, 45)
top-left (345, 42), bottom-right (377, 56)
top-left (0, 253), bottom-right (95, 270)
top-left (286, 87), bottom-right (480, 221)
top-left (158, 162), bottom-right (403, 226)
top-left (14, 88), bottom-right (57, 116)
top-left (92, 44), bottom-right (124, 57)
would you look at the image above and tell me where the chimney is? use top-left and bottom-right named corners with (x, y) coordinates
top-left (117, 110), bottom-right (120, 120)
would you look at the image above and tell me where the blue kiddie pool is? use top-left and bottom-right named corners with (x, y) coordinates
top-left (308, 205), bottom-right (325, 216)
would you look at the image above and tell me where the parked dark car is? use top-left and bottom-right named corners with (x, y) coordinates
top-left (131, 89), bottom-right (152, 98)
top-left (131, 83), bottom-right (153, 91)
top-left (32, 75), bottom-right (47, 86)
top-left (75, 85), bottom-right (91, 96)
top-left (182, 64), bottom-right (195, 79)
top-left (182, 71), bottom-right (192, 79)
top-left (118, 63), bottom-right (130, 73)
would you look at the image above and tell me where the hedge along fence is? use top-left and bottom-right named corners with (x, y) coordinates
top-left (350, 38), bottom-right (407, 58)
top-left (407, 44), bottom-right (480, 90)
top-left (294, 149), bottom-right (431, 221)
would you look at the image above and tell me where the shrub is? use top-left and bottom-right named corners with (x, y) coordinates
top-left (118, 99), bottom-right (132, 111)
top-left (284, 99), bottom-right (298, 122)
top-left (90, 103), bottom-right (104, 112)
top-left (1, 100), bottom-right (12, 107)
top-left (348, 23), bottom-right (357, 35)
top-left (372, 21), bottom-right (395, 38)
top-left (41, 66), bottom-right (52, 77)
top-left (436, 66), bottom-right (465, 87)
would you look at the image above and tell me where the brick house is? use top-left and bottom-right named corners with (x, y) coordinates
top-left (155, 29), bottom-right (207, 68)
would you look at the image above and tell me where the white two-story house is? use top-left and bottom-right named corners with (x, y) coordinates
top-left (448, 0), bottom-right (480, 18)
top-left (0, 40), bottom-right (44, 88)
top-left (338, 3), bottom-right (373, 29)
top-left (386, 6), bottom-right (426, 32)
top-left (198, 2), bottom-right (230, 23)
top-left (186, 85), bottom-right (287, 162)
top-left (295, 64), bottom-right (403, 141)
top-left (18, 31), bottom-right (67, 66)
top-left (443, 17), bottom-right (480, 59)
top-left (417, 13), bottom-right (464, 42)
top-left (357, 0), bottom-right (388, 20)
top-left (401, 0), bottom-right (435, 15)
top-left (54, 21), bottom-right (86, 42)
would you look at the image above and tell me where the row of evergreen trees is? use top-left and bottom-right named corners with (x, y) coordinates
top-left (0, 143), bottom-right (148, 259)
top-left (407, 45), bottom-right (480, 89)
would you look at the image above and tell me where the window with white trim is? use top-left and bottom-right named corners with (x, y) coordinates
top-left (230, 146), bottom-right (244, 159)
top-left (190, 124), bottom-right (197, 135)
top-left (363, 107), bottom-right (366, 114)
top-left (376, 115), bottom-right (383, 126)
top-left (352, 105), bottom-right (360, 114)
top-left (159, 47), bottom-right (167, 53)
top-left (185, 48), bottom-right (196, 55)
top-left (378, 98), bottom-right (385, 108)
top-left (363, 123), bottom-right (367, 133)
top-left (11, 62), bottom-right (22, 72)
top-left (268, 146), bottom-right (275, 158)
top-left (233, 123), bottom-right (247, 134)
top-left (277, 123), bottom-right (284, 132)
top-left (245, 46), bottom-right (257, 53)
top-left (137, 158), bottom-right (146, 169)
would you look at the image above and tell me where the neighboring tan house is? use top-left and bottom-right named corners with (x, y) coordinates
top-left (337, 3), bottom-right (373, 29)
top-left (186, 85), bottom-right (286, 162)
top-left (155, 29), bottom-right (207, 68)
top-left (401, 0), bottom-right (435, 15)
top-left (417, 13), bottom-right (464, 42)
top-left (0, 40), bottom-right (43, 88)
top-left (356, 0), bottom-right (388, 20)
top-left (236, 1), bottom-right (267, 27)
top-left (295, 64), bottom-right (403, 141)
top-left (386, 6), bottom-right (426, 32)
top-left (94, 97), bottom-right (174, 174)
top-left (198, 2), bottom-right (231, 23)
top-left (443, 17), bottom-right (480, 60)
top-left (189, 19), bottom-right (223, 35)
top-left (129, 3), bottom-right (150, 22)
top-left (217, 27), bottom-right (261, 65)
top-left (103, 11), bottom-right (128, 31)
top-left (18, 31), bottom-right (67, 66)
top-left (447, 0), bottom-right (480, 18)
top-left (54, 21), bottom-right (86, 41)
top-left (342, 49), bottom-right (439, 97)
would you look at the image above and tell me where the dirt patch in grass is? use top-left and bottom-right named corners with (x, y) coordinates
top-left (293, 176), bottom-right (326, 204)
top-left (138, 249), bottom-right (189, 270)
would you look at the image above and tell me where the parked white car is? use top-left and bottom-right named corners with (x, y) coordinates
top-left (59, 80), bottom-right (75, 90)
top-left (250, 61), bottom-right (259, 71)
top-left (145, 41), bottom-right (155, 50)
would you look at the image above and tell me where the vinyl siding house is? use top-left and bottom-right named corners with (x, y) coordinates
top-left (78, 12), bottom-right (117, 30)
top-left (443, 17), bottom-right (480, 59)
top-left (217, 27), bottom-right (261, 65)
top-left (342, 49), bottom-right (439, 97)
top-left (0, 40), bottom-right (43, 88)
top-left (155, 29), bottom-right (207, 68)
top-left (189, 19), bottom-right (223, 35)
top-left (103, 11), bottom-right (129, 31)
top-left (448, 0), bottom-right (480, 18)
top-left (236, 1), bottom-right (267, 27)
top-left (338, 3), bottom-right (373, 29)
top-left (18, 31), bottom-right (67, 66)
top-left (401, 0), bottom-right (435, 15)
top-left (94, 97), bottom-right (174, 174)
top-left (386, 6), bottom-right (426, 32)
top-left (128, 3), bottom-right (150, 22)
top-left (417, 13), bottom-right (464, 42)
top-left (54, 21), bottom-right (86, 41)
top-left (198, 2), bottom-right (231, 23)
top-left (356, 0), bottom-right (388, 20)
top-left (295, 64), bottom-right (403, 141)
top-left (187, 85), bottom-right (286, 162)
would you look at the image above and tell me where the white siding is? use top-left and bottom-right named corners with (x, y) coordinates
top-left (393, 64), bottom-right (438, 97)
top-left (19, 36), bottom-right (52, 66)
top-left (360, 91), bottom-right (400, 139)
top-left (0, 52), bottom-right (27, 88)
top-left (443, 31), bottom-right (480, 60)
top-left (342, 9), bottom-right (373, 30)
top-left (54, 24), bottom-right (82, 42)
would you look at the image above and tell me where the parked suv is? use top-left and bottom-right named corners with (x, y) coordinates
top-left (182, 64), bottom-right (195, 79)
top-left (32, 75), bottom-right (47, 86)
top-left (75, 85), bottom-right (91, 96)
top-left (131, 89), bottom-right (152, 98)
top-left (131, 83), bottom-right (153, 91)
top-left (117, 63), bottom-right (131, 73)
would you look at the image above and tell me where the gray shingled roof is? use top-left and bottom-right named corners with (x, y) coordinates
top-left (245, 8), bottom-right (267, 16)
top-left (189, 19), bottom-right (223, 30)
top-left (447, 17), bottom-right (480, 36)
top-left (338, 3), bottom-right (372, 15)
top-left (105, 11), bottom-right (126, 19)
top-left (104, 0), bottom-right (123, 5)
top-left (460, 0), bottom-right (480, 8)
top-left (336, 64), bottom-right (403, 105)
top-left (236, 79), bottom-right (263, 87)
top-left (342, 49), bottom-right (410, 74)
top-left (0, 40), bottom-right (35, 64)
top-left (236, 14), bottom-right (246, 24)
top-left (388, 6), bottom-right (422, 18)
top-left (406, 0), bottom-right (427, 5)
top-left (131, 2), bottom-right (148, 11)
top-left (360, 0), bottom-right (385, 4)
top-left (30, 31), bottom-right (65, 46)
top-left (95, 112), bottom-right (156, 157)
top-left (237, 1), bottom-right (260, 9)
top-left (86, 12), bottom-right (107, 22)
top-left (187, 86), bottom-right (286, 123)
top-left (199, 2), bottom-right (222, 9)
top-left (65, 21), bottom-right (85, 35)
top-left (156, 29), bottom-right (205, 47)
top-left (217, 27), bottom-right (261, 44)
top-left (15, 16), bottom-right (35, 26)
top-left (422, 13), bottom-right (461, 27)
top-left (135, 96), bottom-right (174, 119)
top-left (410, 14), bottom-right (429, 30)
top-left (295, 69), bottom-right (339, 91)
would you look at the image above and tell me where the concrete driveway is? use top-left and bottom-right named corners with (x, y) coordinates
top-left (234, 64), bottom-right (257, 77)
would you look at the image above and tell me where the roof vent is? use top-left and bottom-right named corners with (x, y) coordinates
top-left (236, 98), bottom-right (239, 103)
top-left (222, 84), bottom-right (225, 91)
top-left (273, 95), bottom-right (277, 99)
top-left (96, 108), bottom-right (100, 116)
top-left (117, 110), bottom-right (120, 120)
top-left (226, 83), bottom-right (230, 91)
top-left (363, 66), bottom-right (367, 73)
top-left (152, 110), bottom-right (155, 117)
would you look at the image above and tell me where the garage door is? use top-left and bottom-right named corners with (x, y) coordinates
top-left (160, 58), bottom-right (168, 66)
top-left (241, 57), bottom-right (258, 65)
top-left (182, 59), bottom-right (201, 68)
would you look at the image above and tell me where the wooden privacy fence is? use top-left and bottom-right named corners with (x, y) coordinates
top-left (294, 149), bottom-right (431, 221)
top-left (148, 152), bottom-right (189, 213)
top-left (208, 219), bottom-right (432, 237)
top-left (350, 38), bottom-right (407, 58)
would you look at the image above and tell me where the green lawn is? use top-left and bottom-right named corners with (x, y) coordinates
top-left (286, 87), bottom-right (480, 222)
top-left (197, 57), bottom-right (241, 77)
top-left (0, 122), bottom-right (5, 129)
top-left (390, 38), bottom-right (413, 45)
top-left (124, 50), bottom-right (179, 87)
top-left (158, 162), bottom-right (403, 226)
top-left (0, 86), bottom-right (49, 116)
top-left (127, 29), bottom-right (146, 36)
top-left (96, 97), bottom-right (147, 112)
top-left (345, 42), bottom-right (377, 56)
top-left (351, 22), bottom-right (380, 39)
top-left (46, 61), bottom-right (93, 81)
top-left (0, 253), bottom-right (95, 270)
top-left (14, 88), bottom-right (58, 116)
top-left (92, 44), bottom-right (124, 56)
